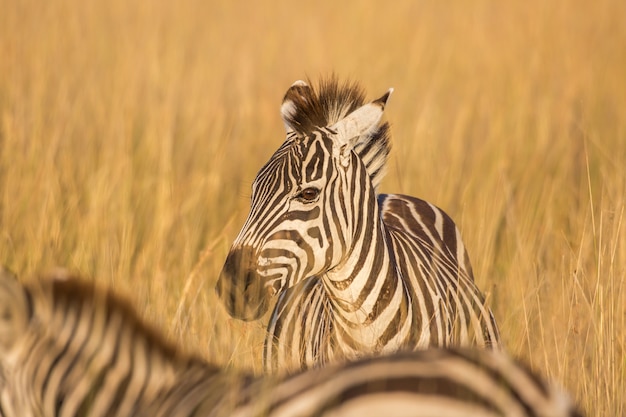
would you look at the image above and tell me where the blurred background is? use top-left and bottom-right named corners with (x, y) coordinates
top-left (1, 0), bottom-right (624, 413)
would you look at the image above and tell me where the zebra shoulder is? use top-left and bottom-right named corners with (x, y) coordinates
top-left (378, 193), bottom-right (473, 276)
top-left (378, 194), bottom-right (460, 240)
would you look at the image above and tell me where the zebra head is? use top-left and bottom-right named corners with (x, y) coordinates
top-left (216, 78), bottom-right (392, 320)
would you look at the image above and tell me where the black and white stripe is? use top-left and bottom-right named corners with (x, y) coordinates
top-left (0, 267), bottom-right (217, 417)
top-left (0, 269), bottom-right (581, 417)
top-left (216, 77), bottom-right (501, 373)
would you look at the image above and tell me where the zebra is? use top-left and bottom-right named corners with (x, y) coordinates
top-left (215, 77), bottom-right (501, 373)
top-left (0, 266), bottom-right (223, 417)
top-left (0, 268), bottom-right (582, 417)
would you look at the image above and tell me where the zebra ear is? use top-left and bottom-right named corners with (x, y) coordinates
top-left (0, 266), bottom-right (29, 353)
top-left (281, 80), bottom-right (311, 134)
top-left (330, 88), bottom-right (393, 156)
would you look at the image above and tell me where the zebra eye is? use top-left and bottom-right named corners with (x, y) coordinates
top-left (297, 187), bottom-right (320, 202)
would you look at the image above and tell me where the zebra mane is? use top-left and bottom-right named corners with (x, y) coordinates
top-left (281, 77), bottom-right (391, 190)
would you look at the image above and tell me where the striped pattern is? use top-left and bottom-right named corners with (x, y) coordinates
top-left (0, 267), bottom-right (220, 417)
top-left (237, 348), bottom-right (583, 417)
top-left (215, 77), bottom-right (500, 373)
top-left (0, 269), bottom-right (582, 417)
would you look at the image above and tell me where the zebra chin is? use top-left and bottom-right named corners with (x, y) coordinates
top-left (216, 247), bottom-right (271, 321)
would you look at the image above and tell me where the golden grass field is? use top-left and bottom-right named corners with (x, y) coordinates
top-left (1, 0), bottom-right (624, 413)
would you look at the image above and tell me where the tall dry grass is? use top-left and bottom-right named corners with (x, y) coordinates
top-left (1, 0), bottom-right (624, 413)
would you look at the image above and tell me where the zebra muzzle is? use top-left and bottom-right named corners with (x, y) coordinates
top-left (216, 246), bottom-right (270, 321)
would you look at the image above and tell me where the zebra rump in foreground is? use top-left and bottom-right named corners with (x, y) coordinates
top-left (216, 77), bottom-right (501, 372)
top-left (0, 268), bottom-right (581, 417)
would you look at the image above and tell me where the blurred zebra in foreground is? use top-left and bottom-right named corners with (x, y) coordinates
top-left (0, 268), bottom-right (580, 417)
top-left (216, 77), bottom-right (500, 372)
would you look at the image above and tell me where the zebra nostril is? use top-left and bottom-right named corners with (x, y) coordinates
top-left (243, 270), bottom-right (256, 291)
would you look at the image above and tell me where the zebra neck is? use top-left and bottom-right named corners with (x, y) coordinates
top-left (322, 212), bottom-right (408, 352)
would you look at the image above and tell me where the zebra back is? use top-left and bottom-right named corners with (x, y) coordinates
top-left (0, 269), bottom-right (581, 417)
top-left (242, 348), bottom-right (584, 417)
top-left (0, 268), bottom-right (224, 417)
